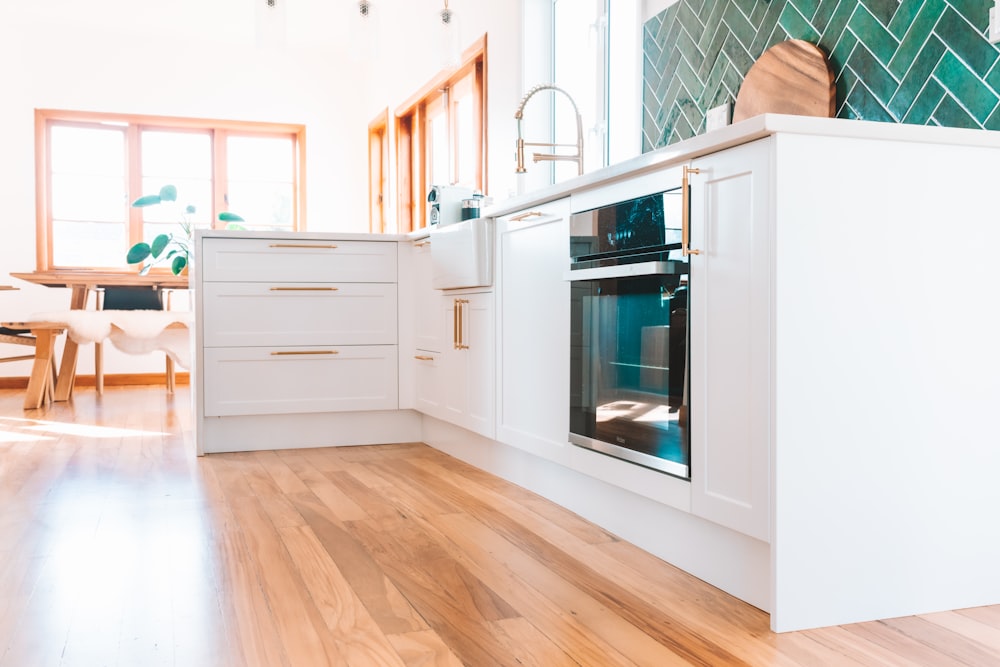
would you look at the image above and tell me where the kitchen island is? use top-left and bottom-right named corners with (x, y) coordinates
top-left (195, 114), bottom-right (1000, 632)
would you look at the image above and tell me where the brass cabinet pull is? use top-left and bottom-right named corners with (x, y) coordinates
top-left (455, 298), bottom-right (470, 350)
top-left (269, 287), bottom-right (339, 291)
top-left (271, 350), bottom-right (339, 356)
top-left (414, 240), bottom-right (431, 247)
top-left (269, 243), bottom-right (338, 249)
top-left (682, 166), bottom-right (701, 257)
top-left (453, 299), bottom-right (459, 349)
top-left (510, 211), bottom-right (543, 222)
top-left (414, 355), bottom-right (435, 361)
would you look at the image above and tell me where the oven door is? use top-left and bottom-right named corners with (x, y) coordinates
top-left (569, 264), bottom-right (689, 478)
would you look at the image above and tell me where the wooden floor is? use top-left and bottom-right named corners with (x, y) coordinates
top-left (1, 387), bottom-right (999, 666)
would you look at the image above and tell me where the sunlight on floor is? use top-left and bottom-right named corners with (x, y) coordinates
top-left (0, 416), bottom-right (166, 440)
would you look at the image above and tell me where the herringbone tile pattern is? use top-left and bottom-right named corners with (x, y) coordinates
top-left (643, 0), bottom-right (1000, 150)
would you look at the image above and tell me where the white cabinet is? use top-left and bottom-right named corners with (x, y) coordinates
top-left (687, 138), bottom-right (771, 543)
top-left (495, 199), bottom-right (571, 457)
top-left (409, 234), bottom-right (494, 438)
top-left (198, 236), bottom-right (400, 420)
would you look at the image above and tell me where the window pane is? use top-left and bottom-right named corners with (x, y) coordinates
top-left (554, 0), bottom-right (606, 180)
top-left (454, 95), bottom-right (475, 188)
top-left (141, 130), bottom-right (212, 225)
top-left (226, 135), bottom-right (294, 229)
top-left (428, 110), bottom-right (449, 185)
top-left (52, 220), bottom-right (126, 268)
top-left (50, 126), bottom-right (126, 223)
top-left (226, 182), bottom-right (294, 230)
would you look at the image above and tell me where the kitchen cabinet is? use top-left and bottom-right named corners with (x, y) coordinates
top-left (495, 199), bottom-right (571, 457)
top-left (196, 233), bottom-right (413, 454)
top-left (687, 138), bottom-right (771, 543)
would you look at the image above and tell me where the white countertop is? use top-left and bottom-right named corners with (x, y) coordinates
top-left (486, 113), bottom-right (1000, 217)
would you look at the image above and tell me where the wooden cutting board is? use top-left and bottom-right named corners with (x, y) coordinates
top-left (732, 40), bottom-right (835, 122)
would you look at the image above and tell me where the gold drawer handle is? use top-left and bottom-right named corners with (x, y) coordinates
top-left (268, 243), bottom-right (338, 249)
top-left (271, 350), bottom-right (339, 356)
top-left (269, 287), bottom-right (339, 291)
top-left (414, 240), bottom-right (431, 247)
top-left (510, 211), bottom-right (543, 222)
top-left (414, 355), bottom-right (435, 361)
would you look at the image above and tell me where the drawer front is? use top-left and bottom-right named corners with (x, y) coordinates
top-left (203, 345), bottom-right (398, 416)
top-left (202, 282), bottom-right (397, 347)
top-left (201, 238), bottom-right (397, 283)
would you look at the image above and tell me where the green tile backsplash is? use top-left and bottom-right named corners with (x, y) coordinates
top-left (642, 0), bottom-right (1000, 150)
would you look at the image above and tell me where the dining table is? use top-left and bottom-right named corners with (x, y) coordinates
top-left (9, 270), bottom-right (189, 401)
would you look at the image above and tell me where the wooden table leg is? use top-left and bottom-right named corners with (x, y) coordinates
top-left (24, 329), bottom-right (59, 410)
top-left (53, 285), bottom-right (89, 402)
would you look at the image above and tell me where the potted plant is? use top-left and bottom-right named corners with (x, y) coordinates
top-left (126, 184), bottom-right (244, 275)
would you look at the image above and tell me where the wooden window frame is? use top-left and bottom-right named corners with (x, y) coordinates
top-left (34, 108), bottom-right (307, 272)
top-left (368, 109), bottom-right (389, 234)
top-left (395, 35), bottom-right (487, 233)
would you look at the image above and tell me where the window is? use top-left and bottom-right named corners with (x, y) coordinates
top-left (393, 36), bottom-right (486, 233)
top-left (35, 109), bottom-right (305, 271)
top-left (553, 0), bottom-right (608, 180)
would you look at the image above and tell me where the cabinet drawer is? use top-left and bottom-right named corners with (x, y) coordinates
top-left (203, 345), bottom-right (398, 416)
top-left (202, 282), bottom-right (397, 347)
top-left (201, 238), bottom-right (397, 283)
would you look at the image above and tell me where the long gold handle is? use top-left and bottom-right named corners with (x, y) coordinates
top-left (269, 287), bottom-right (339, 291)
top-left (455, 299), bottom-right (470, 350)
top-left (269, 243), bottom-right (338, 249)
top-left (414, 355), bottom-right (435, 361)
top-left (453, 300), bottom-right (459, 349)
top-left (270, 350), bottom-right (339, 356)
top-left (510, 211), bottom-right (543, 222)
top-left (682, 166), bottom-right (701, 257)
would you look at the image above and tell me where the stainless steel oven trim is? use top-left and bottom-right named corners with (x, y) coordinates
top-left (564, 261), bottom-right (678, 282)
top-left (568, 432), bottom-right (690, 479)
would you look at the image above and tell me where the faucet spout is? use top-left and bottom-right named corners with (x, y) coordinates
top-left (514, 84), bottom-right (584, 176)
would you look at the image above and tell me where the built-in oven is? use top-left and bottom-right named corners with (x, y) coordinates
top-left (568, 184), bottom-right (691, 478)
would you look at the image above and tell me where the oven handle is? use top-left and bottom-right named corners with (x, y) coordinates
top-left (564, 261), bottom-right (677, 282)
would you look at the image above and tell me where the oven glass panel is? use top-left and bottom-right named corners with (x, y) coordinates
top-left (569, 273), bottom-right (689, 478)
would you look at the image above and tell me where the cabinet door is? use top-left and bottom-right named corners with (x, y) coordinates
top-left (438, 292), bottom-right (495, 439)
top-left (688, 138), bottom-right (771, 542)
top-left (203, 345), bottom-right (399, 416)
top-left (202, 282), bottom-right (397, 347)
top-left (496, 200), bottom-right (570, 456)
top-left (412, 240), bottom-right (447, 353)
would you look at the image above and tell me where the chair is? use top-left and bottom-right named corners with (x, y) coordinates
top-left (95, 286), bottom-right (177, 393)
top-left (1, 322), bottom-right (64, 409)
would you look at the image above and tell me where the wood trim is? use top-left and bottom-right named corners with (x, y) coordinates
top-left (33, 110), bottom-right (50, 271)
top-left (368, 109), bottom-right (389, 234)
top-left (35, 108), bottom-right (305, 135)
top-left (394, 35), bottom-right (488, 115)
top-left (0, 372), bottom-right (190, 390)
top-left (396, 115), bottom-right (414, 233)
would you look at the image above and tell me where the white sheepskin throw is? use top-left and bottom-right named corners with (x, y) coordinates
top-left (31, 310), bottom-right (193, 369)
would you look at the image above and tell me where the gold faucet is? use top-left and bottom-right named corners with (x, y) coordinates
top-left (514, 84), bottom-right (584, 175)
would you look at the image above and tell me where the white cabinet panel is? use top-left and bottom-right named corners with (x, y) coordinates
top-left (203, 345), bottom-right (398, 416)
top-left (201, 238), bottom-right (397, 283)
top-left (412, 241), bottom-right (447, 353)
top-left (496, 200), bottom-right (571, 457)
top-left (202, 282), bottom-right (397, 347)
top-left (688, 138), bottom-right (771, 543)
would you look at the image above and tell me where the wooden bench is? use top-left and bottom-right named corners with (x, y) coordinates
top-left (1, 321), bottom-right (67, 410)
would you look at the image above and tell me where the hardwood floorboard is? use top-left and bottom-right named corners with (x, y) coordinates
top-left (1, 386), bottom-right (999, 666)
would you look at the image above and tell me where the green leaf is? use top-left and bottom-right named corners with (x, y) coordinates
top-left (171, 255), bottom-right (187, 275)
top-left (131, 195), bottom-right (161, 207)
top-left (150, 234), bottom-right (171, 258)
top-left (225, 222), bottom-right (246, 231)
top-left (159, 185), bottom-right (178, 202)
top-left (184, 204), bottom-right (196, 215)
top-left (126, 242), bottom-right (152, 264)
top-left (218, 211), bottom-right (244, 222)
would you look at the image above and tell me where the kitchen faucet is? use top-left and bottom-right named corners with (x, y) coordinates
top-left (514, 84), bottom-right (584, 175)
